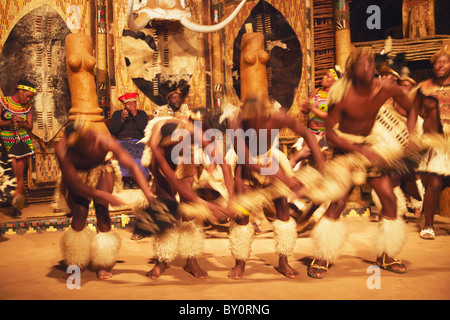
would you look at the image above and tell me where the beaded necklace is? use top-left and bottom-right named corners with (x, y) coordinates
top-left (0, 96), bottom-right (31, 122)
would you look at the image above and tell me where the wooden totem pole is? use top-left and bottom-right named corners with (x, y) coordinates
top-left (65, 33), bottom-right (110, 136)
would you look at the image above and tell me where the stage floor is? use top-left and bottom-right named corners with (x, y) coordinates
top-left (0, 199), bottom-right (449, 300)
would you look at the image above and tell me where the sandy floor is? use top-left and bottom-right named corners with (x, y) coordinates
top-left (1, 208), bottom-right (449, 301)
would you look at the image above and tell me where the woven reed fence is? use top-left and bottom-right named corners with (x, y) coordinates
top-left (313, 0), bottom-right (335, 88)
top-left (353, 35), bottom-right (450, 62)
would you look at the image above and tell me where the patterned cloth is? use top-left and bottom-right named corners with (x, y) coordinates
top-left (0, 96), bottom-right (34, 159)
top-left (117, 139), bottom-right (150, 180)
top-left (308, 88), bottom-right (329, 136)
top-left (0, 138), bottom-right (16, 203)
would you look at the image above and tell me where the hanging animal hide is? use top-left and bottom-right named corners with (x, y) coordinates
top-left (122, 22), bottom-right (196, 105)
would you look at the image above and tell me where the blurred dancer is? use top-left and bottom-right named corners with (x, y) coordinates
top-left (227, 98), bottom-right (326, 279)
top-left (307, 48), bottom-right (415, 279)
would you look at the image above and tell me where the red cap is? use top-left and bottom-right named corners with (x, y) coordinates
top-left (119, 93), bottom-right (138, 103)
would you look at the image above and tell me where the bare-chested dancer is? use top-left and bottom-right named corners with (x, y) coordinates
top-left (410, 47), bottom-right (450, 240)
top-left (57, 118), bottom-right (157, 280)
top-left (227, 98), bottom-right (326, 280)
top-left (142, 116), bottom-right (234, 279)
top-left (307, 48), bottom-right (416, 279)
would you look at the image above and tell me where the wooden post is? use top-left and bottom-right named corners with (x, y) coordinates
top-left (211, 1), bottom-right (224, 109)
top-left (334, 0), bottom-right (351, 68)
top-left (96, 0), bottom-right (109, 119)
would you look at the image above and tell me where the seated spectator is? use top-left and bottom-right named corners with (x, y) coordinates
top-left (108, 93), bottom-right (150, 188)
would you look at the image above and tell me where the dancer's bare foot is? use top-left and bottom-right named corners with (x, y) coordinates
top-left (228, 260), bottom-right (246, 280)
top-left (275, 255), bottom-right (299, 279)
top-left (96, 268), bottom-right (112, 280)
top-left (183, 258), bottom-right (208, 279)
top-left (146, 261), bottom-right (169, 279)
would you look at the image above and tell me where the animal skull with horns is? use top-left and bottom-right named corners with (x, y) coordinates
top-left (127, 0), bottom-right (247, 33)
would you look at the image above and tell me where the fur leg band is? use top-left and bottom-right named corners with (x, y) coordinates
top-left (153, 225), bottom-right (180, 263)
top-left (60, 226), bottom-right (95, 270)
top-left (375, 217), bottom-right (407, 258)
top-left (228, 222), bottom-right (255, 261)
top-left (273, 218), bottom-right (297, 256)
top-left (177, 220), bottom-right (205, 260)
top-left (311, 217), bottom-right (348, 263)
top-left (90, 230), bottom-right (121, 270)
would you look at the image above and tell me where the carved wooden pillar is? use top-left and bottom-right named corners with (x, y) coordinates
top-left (240, 24), bottom-right (270, 107)
top-left (66, 33), bottom-right (109, 136)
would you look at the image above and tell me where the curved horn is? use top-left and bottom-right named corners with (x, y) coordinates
top-left (127, 0), bottom-right (152, 32)
top-left (180, 0), bottom-right (247, 33)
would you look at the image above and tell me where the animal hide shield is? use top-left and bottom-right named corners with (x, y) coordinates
top-left (0, 5), bottom-right (72, 142)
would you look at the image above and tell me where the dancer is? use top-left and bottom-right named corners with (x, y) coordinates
top-left (0, 80), bottom-right (36, 217)
top-left (410, 46), bottom-right (450, 239)
top-left (57, 117), bottom-right (157, 280)
top-left (290, 68), bottom-right (340, 168)
top-left (141, 115), bottom-right (234, 279)
top-left (371, 65), bottom-right (422, 222)
top-left (289, 68), bottom-right (340, 226)
top-left (394, 68), bottom-right (424, 218)
top-left (307, 47), bottom-right (416, 279)
top-left (227, 98), bottom-right (326, 280)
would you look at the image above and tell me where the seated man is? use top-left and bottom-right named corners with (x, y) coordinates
top-left (153, 88), bottom-right (191, 119)
top-left (109, 93), bottom-right (150, 188)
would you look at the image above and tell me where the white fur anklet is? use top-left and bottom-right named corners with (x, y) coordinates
top-left (90, 230), bottom-right (121, 270)
top-left (273, 218), bottom-right (297, 256)
top-left (375, 217), bottom-right (407, 258)
top-left (311, 217), bottom-right (348, 263)
top-left (153, 225), bottom-right (180, 263)
top-left (229, 222), bottom-right (255, 261)
top-left (177, 220), bottom-right (205, 260)
top-left (60, 226), bottom-right (95, 270)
